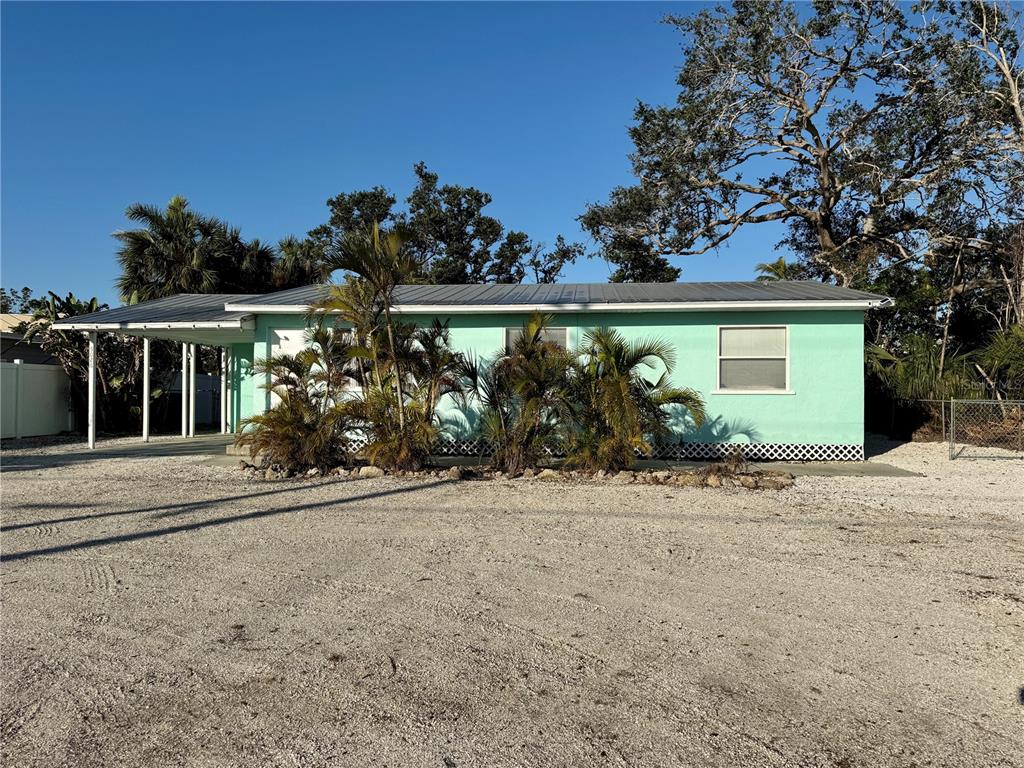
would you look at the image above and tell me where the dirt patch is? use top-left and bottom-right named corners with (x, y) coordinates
top-left (1, 440), bottom-right (1022, 767)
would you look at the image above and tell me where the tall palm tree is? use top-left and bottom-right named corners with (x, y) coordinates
top-left (323, 222), bottom-right (417, 428)
top-left (411, 319), bottom-right (465, 425)
top-left (311, 275), bottom-right (382, 389)
top-left (114, 196), bottom-right (278, 303)
top-left (115, 196), bottom-right (224, 303)
top-left (565, 327), bottom-right (706, 471)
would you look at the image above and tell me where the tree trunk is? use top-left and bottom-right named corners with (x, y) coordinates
top-left (383, 305), bottom-right (406, 430)
top-left (938, 244), bottom-right (964, 378)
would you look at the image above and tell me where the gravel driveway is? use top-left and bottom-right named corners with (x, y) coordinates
top-left (1, 439), bottom-right (1022, 767)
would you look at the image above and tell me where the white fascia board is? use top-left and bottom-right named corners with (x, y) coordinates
top-left (56, 317), bottom-right (255, 331)
top-left (224, 299), bottom-right (893, 314)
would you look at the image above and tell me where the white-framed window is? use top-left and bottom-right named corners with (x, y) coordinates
top-left (716, 326), bottom-right (790, 393)
top-left (504, 326), bottom-right (568, 349)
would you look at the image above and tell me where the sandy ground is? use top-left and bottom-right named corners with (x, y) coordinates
top-left (1, 439), bottom-right (1022, 767)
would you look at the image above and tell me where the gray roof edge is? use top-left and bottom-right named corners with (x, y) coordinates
top-left (52, 293), bottom-right (259, 327)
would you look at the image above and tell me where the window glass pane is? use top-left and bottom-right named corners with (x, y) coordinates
top-left (720, 359), bottom-right (787, 390)
top-left (505, 327), bottom-right (567, 349)
top-left (720, 327), bottom-right (786, 357)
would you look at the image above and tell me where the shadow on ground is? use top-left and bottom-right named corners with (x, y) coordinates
top-left (1, 478), bottom-right (449, 564)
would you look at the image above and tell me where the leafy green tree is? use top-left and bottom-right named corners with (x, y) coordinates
top-left (312, 164), bottom-right (584, 285)
top-left (404, 162), bottom-right (507, 283)
top-left (0, 286), bottom-right (44, 313)
top-left (564, 327), bottom-right (705, 471)
top-left (528, 236), bottom-right (587, 284)
top-left (308, 187), bottom-right (398, 250)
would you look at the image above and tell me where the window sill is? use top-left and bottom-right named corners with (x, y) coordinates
top-left (712, 389), bottom-right (795, 396)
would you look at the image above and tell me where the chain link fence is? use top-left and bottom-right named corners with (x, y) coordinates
top-left (948, 399), bottom-right (1024, 459)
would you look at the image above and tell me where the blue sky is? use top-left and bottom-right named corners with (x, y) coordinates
top-left (2, 1), bottom-right (782, 307)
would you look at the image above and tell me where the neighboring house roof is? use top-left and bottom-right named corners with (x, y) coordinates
top-left (224, 280), bottom-right (893, 313)
top-left (0, 313), bottom-right (33, 332)
top-left (53, 294), bottom-right (259, 331)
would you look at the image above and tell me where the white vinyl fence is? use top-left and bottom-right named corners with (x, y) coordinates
top-left (1, 360), bottom-right (74, 439)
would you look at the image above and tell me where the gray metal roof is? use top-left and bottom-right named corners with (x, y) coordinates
top-left (53, 293), bottom-right (258, 328)
top-left (50, 281), bottom-right (891, 331)
top-left (226, 281), bottom-right (890, 308)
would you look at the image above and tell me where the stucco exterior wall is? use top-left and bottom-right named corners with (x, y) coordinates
top-left (230, 309), bottom-right (865, 449)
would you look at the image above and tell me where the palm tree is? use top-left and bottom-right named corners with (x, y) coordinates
top-left (273, 236), bottom-right (331, 288)
top-left (114, 196), bottom-right (279, 303)
top-left (755, 256), bottom-right (803, 282)
top-left (236, 323), bottom-right (356, 472)
top-left (115, 196), bottom-right (225, 303)
top-left (564, 327), bottom-right (706, 471)
top-left (979, 326), bottom-right (1024, 395)
top-left (411, 319), bottom-right (465, 425)
top-left (866, 335), bottom-right (977, 402)
top-left (311, 275), bottom-right (382, 389)
top-left (323, 222), bottom-right (418, 428)
top-left (458, 312), bottom-right (572, 475)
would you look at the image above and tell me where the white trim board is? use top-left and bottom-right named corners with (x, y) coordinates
top-left (223, 299), bottom-right (893, 314)
top-left (55, 318), bottom-right (256, 331)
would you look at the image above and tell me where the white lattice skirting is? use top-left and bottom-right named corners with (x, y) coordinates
top-left (426, 439), bottom-right (865, 462)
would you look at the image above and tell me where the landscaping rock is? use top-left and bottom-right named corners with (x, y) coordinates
top-left (521, 468), bottom-right (535, 480)
top-left (652, 471), bottom-right (672, 485)
top-left (305, 467), bottom-right (321, 478)
top-left (536, 468), bottom-right (560, 481)
top-left (761, 475), bottom-right (795, 490)
top-left (611, 470), bottom-right (635, 484)
top-left (358, 465), bottom-right (385, 479)
top-left (737, 474), bottom-right (759, 490)
top-left (673, 472), bottom-right (702, 488)
top-left (445, 466), bottom-right (464, 481)
top-left (704, 474), bottom-right (722, 488)
top-left (264, 467), bottom-right (287, 482)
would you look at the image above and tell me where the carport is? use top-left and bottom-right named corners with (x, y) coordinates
top-left (52, 294), bottom-right (258, 448)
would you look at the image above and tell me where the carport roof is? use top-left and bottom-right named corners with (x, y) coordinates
top-left (53, 294), bottom-right (258, 331)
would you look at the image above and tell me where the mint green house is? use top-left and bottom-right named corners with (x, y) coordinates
top-left (57, 281), bottom-right (892, 460)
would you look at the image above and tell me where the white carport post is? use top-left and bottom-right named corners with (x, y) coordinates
top-left (142, 337), bottom-right (151, 442)
top-left (87, 331), bottom-right (97, 449)
top-left (220, 348), bottom-right (228, 434)
top-left (188, 343), bottom-right (197, 437)
top-left (180, 342), bottom-right (188, 438)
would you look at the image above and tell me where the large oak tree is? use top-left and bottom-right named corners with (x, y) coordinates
top-left (580, 0), bottom-right (1021, 290)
